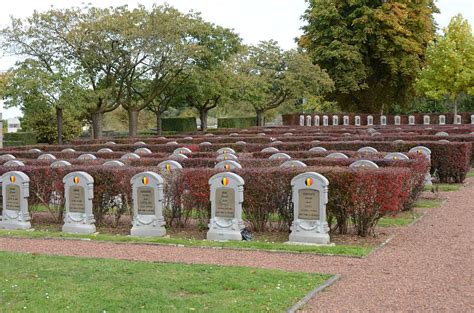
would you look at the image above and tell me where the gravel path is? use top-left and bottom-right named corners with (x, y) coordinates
top-left (0, 178), bottom-right (472, 312)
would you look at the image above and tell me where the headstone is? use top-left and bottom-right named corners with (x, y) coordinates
top-left (380, 115), bottom-right (387, 126)
top-left (157, 160), bottom-right (183, 172)
top-left (170, 153), bottom-right (188, 160)
top-left (454, 115), bottom-right (461, 124)
top-left (97, 148), bottom-right (113, 153)
top-left (306, 115), bottom-right (312, 126)
top-left (0, 171), bottom-right (30, 230)
top-left (28, 148), bottom-right (42, 154)
top-left (349, 160), bottom-right (379, 168)
top-left (261, 147), bottom-right (279, 153)
top-left (216, 153), bottom-right (238, 161)
top-left (439, 115), bottom-right (446, 125)
top-left (257, 132), bottom-right (266, 136)
top-left (371, 132), bottom-right (381, 136)
top-left (271, 140), bottom-right (283, 145)
top-left (409, 146), bottom-right (432, 186)
top-left (283, 132), bottom-right (293, 136)
top-left (268, 153), bottom-right (291, 160)
top-left (173, 147), bottom-right (193, 155)
top-left (199, 141), bottom-right (212, 146)
top-left (357, 146), bottom-right (378, 154)
top-left (121, 153), bottom-right (141, 160)
top-left (332, 115), bottom-right (339, 126)
top-left (355, 116), bottom-right (361, 126)
top-left (394, 115), bottom-right (401, 125)
top-left (204, 133), bottom-right (215, 137)
top-left (135, 147), bottom-right (152, 154)
top-left (299, 115), bottom-right (305, 126)
top-left (235, 141), bottom-right (246, 145)
top-left (322, 115), bottom-right (329, 126)
top-left (50, 160), bottom-right (72, 168)
top-left (423, 115), bottom-right (430, 125)
top-left (367, 128), bottom-right (376, 134)
top-left (408, 115), bottom-right (415, 125)
top-left (217, 147), bottom-right (236, 155)
top-left (207, 172), bottom-right (245, 241)
top-left (62, 171), bottom-right (95, 234)
top-left (183, 136), bottom-right (193, 140)
top-left (435, 131), bottom-right (449, 137)
top-left (103, 160), bottom-right (125, 167)
top-left (288, 172), bottom-right (330, 245)
top-left (105, 141), bottom-right (116, 145)
top-left (61, 148), bottom-right (76, 153)
top-left (134, 141), bottom-right (147, 146)
top-left (384, 152), bottom-right (409, 160)
top-left (438, 139), bottom-right (450, 143)
top-left (130, 172), bottom-right (166, 237)
top-left (326, 152), bottom-right (349, 159)
top-left (37, 153), bottom-right (56, 160)
top-left (311, 140), bottom-right (321, 144)
top-left (165, 141), bottom-right (179, 145)
top-left (343, 132), bottom-right (351, 136)
top-left (393, 139), bottom-right (404, 144)
top-left (3, 160), bottom-right (25, 167)
top-left (309, 147), bottom-right (327, 152)
top-left (367, 115), bottom-right (373, 126)
top-left (78, 154), bottom-right (97, 160)
top-left (314, 115), bottom-right (320, 126)
top-left (215, 160), bottom-right (242, 170)
top-left (471, 115), bottom-right (474, 124)
top-left (343, 115), bottom-right (349, 126)
top-left (280, 160), bottom-right (307, 168)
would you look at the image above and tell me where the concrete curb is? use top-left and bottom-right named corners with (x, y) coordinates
top-left (287, 274), bottom-right (341, 313)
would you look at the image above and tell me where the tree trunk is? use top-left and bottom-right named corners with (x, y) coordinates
top-left (453, 101), bottom-right (458, 124)
top-left (155, 111), bottom-right (162, 135)
top-left (200, 110), bottom-right (208, 132)
top-left (56, 107), bottom-right (63, 145)
top-left (256, 110), bottom-right (264, 126)
top-left (91, 112), bottom-right (103, 139)
top-left (128, 109), bottom-right (139, 137)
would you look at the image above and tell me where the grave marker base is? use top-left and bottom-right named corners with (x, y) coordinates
top-left (207, 220), bottom-right (243, 241)
top-left (0, 220), bottom-right (31, 230)
top-left (288, 232), bottom-right (331, 245)
top-left (62, 223), bottom-right (96, 234)
top-left (131, 222), bottom-right (166, 237)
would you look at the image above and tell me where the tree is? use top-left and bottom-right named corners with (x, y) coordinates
top-left (300, 0), bottom-right (438, 113)
top-left (236, 41), bottom-right (334, 125)
top-left (417, 14), bottom-right (474, 118)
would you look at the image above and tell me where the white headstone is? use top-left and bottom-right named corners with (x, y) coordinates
top-left (439, 115), bottom-right (446, 125)
top-left (423, 115), bottom-right (430, 125)
top-left (204, 133), bottom-right (215, 137)
top-left (471, 115), bottom-right (474, 124)
top-left (3, 160), bottom-right (25, 167)
top-left (62, 172), bottom-right (95, 234)
top-left (235, 141), bottom-right (246, 145)
top-left (357, 146), bottom-right (378, 154)
top-left (217, 147), bottom-right (236, 155)
top-left (269, 153), bottom-right (291, 160)
top-left (0, 154), bottom-right (16, 161)
top-left (97, 148), bottom-right (113, 153)
top-left (51, 160), bottom-right (72, 168)
top-left (207, 172), bottom-right (245, 241)
top-left (103, 160), bottom-right (125, 167)
top-left (438, 139), bottom-right (450, 143)
top-left (280, 160), bottom-right (307, 168)
top-left (355, 116), bottom-right (361, 126)
top-left (326, 152), bottom-right (349, 159)
top-left (215, 160), bottom-right (242, 170)
top-left (283, 132), bottom-right (293, 136)
top-left (61, 148), bottom-right (76, 153)
top-left (199, 141), bottom-right (212, 146)
top-left (216, 153), bottom-right (238, 161)
top-left (157, 160), bottom-right (183, 172)
top-left (134, 141), bottom-right (147, 146)
top-left (349, 160), bottom-right (379, 168)
top-left (314, 115), bottom-right (320, 126)
top-left (165, 141), bottom-right (179, 145)
top-left (174, 147), bottom-right (193, 155)
top-left (367, 115), bottom-right (373, 126)
top-left (343, 115), bottom-right (349, 126)
top-left (322, 115), bottom-right (329, 126)
top-left (393, 139), bottom-right (404, 144)
top-left (309, 147), bottom-right (327, 152)
top-left (184, 136), bottom-right (194, 140)
top-left (261, 147), bottom-right (279, 153)
top-left (454, 115), bottom-right (462, 124)
top-left (332, 115), bottom-right (339, 126)
top-left (384, 152), bottom-right (409, 160)
top-left (408, 115), bottom-right (415, 125)
top-left (37, 153), bottom-right (56, 160)
top-left (78, 154), bottom-right (97, 160)
top-left (288, 172), bottom-right (330, 245)
top-left (409, 146), bottom-right (432, 185)
top-left (394, 115), bottom-right (401, 125)
top-left (135, 147), bottom-right (152, 154)
top-left (130, 172), bottom-right (166, 237)
top-left (257, 132), bottom-right (266, 136)
top-left (435, 131), bottom-right (449, 136)
top-left (105, 141), bottom-right (116, 145)
top-left (299, 115), bottom-right (305, 126)
top-left (380, 115), bottom-right (387, 126)
top-left (121, 153), bottom-right (141, 160)
top-left (0, 171), bottom-right (30, 230)
top-left (170, 153), bottom-right (188, 160)
top-left (306, 115), bottom-right (312, 126)
top-left (28, 148), bottom-right (42, 154)
top-left (271, 140), bottom-right (283, 145)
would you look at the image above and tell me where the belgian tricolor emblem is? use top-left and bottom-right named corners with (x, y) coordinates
top-left (221, 177), bottom-right (229, 186)
top-left (393, 156), bottom-right (398, 160)
top-left (73, 176), bottom-right (80, 184)
top-left (165, 163), bottom-right (171, 172)
top-left (305, 177), bottom-right (313, 187)
top-left (224, 164), bottom-right (230, 170)
top-left (9, 176), bottom-right (15, 183)
top-left (142, 176), bottom-right (149, 185)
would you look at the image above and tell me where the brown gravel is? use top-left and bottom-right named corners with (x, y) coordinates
top-left (1, 178), bottom-right (473, 312)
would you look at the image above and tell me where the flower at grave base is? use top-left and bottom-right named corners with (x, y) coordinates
top-left (305, 177), bottom-right (313, 187)
top-left (222, 177), bottom-right (229, 186)
top-left (9, 176), bottom-right (15, 183)
top-left (73, 176), bottom-right (80, 184)
top-left (142, 177), bottom-right (149, 185)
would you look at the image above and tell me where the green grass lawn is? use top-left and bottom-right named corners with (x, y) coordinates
top-left (0, 251), bottom-right (331, 312)
top-left (0, 229), bottom-right (372, 257)
top-left (467, 170), bottom-right (474, 178)
top-left (424, 183), bottom-right (463, 192)
top-left (414, 199), bottom-right (443, 209)
top-left (378, 211), bottom-right (423, 227)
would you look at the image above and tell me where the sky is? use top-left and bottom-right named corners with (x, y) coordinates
top-left (1, 0), bottom-right (473, 119)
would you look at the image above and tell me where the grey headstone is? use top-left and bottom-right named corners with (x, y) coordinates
top-left (215, 160), bottom-right (242, 170)
top-left (61, 148), bottom-right (76, 153)
top-left (261, 147), bottom-right (279, 153)
top-left (50, 160), bottom-right (72, 168)
top-left (134, 141), bottom-right (147, 146)
top-left (384, 152), bottom-right (409, 160)
top-left (97, 148), bottom-right (113, 153)
top-left (199, 141), bottom-right (212, 146)
top-left (103, 160), bottom-right (125, 167)
top-left (217, 147), bottom-right (236, 155)
top-left (349, 160), bottom-right (379, 168)
top-left (105, 141), bottom-right (117, 145)
top-left (3, 160), bottom-right (25, 167)
top-left (280, 160), bottom-right (307, 168)
top-left (235, 141), bottom-right (246, 145)
top-left (357, 146), bottom-right (378, 154)
top-left (157, 160), bottom-right (183, 171)
top-left (326, 152), bottom-right (349, 159)
top-left (165, 141), bottom-right (179, 145)
top-left (269, 153), bottom-right (291, 160)
top-left (28, 148), bottom-right (42, 153)
top-left (135, 147), bottom-right (152, 154)
top-left (216, 153), bottom-right (238, 161)
top-left (121, 153), bottom-right (141, 160)
top-left (37, 154), bottom-right (56, 160)
top-left (435, 131), bottom-right (449, 137)
top-left (0, 171), bottom-right (31, 230)
top-left (309, 147), bottom-right (327, 152)
top-left (173, 147), bottom-right (192, 155)
top-left (169, 153), bottom-right (188, 160)
top-left (78, 154), bottom-right (97, 160)
top-left (0, 154), bottom-right (16, 161)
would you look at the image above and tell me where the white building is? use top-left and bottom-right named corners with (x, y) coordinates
top-left (7, 117), bottom-right (21, 133)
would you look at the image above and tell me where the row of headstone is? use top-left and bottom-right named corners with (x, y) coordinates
top-left (299, 114), bottom-right (472, 126)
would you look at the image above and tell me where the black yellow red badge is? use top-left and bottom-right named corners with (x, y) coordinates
top-left (142, 176), bottom-right (149, 185)
top-left (165, 163), bottom-right (171, 172)
top-left (305, 177), bottom-right (313, 187)
top-left (224, 164), bottom-right (230, 170)
top-left (73, 176), bottom-right (80, 184)
top-left (221, 177), bottom-right (229, 186)
top-left (9, 176), bottom-right (15, 183)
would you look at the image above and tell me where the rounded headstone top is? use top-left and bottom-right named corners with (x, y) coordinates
top-left (105, 141), bottom-right (117, 145)
top-left (134, 147), bottom-right (152, 154)
top-left (257, 133), bottom-right (266, 136)
top-left (283, 132), bottom-right (293, 136)
top-left (384, 152), bottom-right (409, 160)
top-left (435, 131), bottom-right (449, 137)
top-left (343, 133), bottom-right (351, 136)
top-left (269, 152), bottom-right (291, 160)
top-left (0, 154), bottom-right (16, 161)
top-left (357, 146), bottom-right (378, 154)
top-left (50, 160), bottom-right (72, 168)
top-left (208, 171), bottom-right (244, 186)
top-left (204, 133), bottom-right (215, 137)
top-left (215, 160), bottom-right (242, 170)
top-left (311, 140), bottom-right (321, 144)
top-left (103, 160), bottom-right (125, 167)
top-left (350, 160), bottom-right (379, 169)
top-left (216, 153), bottom-right (238, 161)
top-left (309, 147), bottom-right (327, 152)
top-left (173, 147), bottom-right (192, 155)
top-left (280, 160), bottom-right (307, 168)
top-left (183, 136), bottom-right (193, 140)
top-left (326, 152), bottom-right (349, 159)
top-left (165, 141), bottom-right (179, 145)
top-left (217, 147), bottom-right (236, 155)
top-left (37, 153), bottom-right (56, 160)
top-left (3, 160), bottom-right (25, 167)
top-left (98, 148), bottom-right (113, 153)
top-left (393, 139), bottom-right (404, 144)
top-left (235, 141), bottom-right (246, 145)
top-left (169, 153), bottom-right (188, 160)
top-left (438, 139), bottom-right (450, 143)
top-left (28, 148), bottom-right (42, 153)
top-left (157, 160), bottom-right (183, 171)
top-left (271, 140), bottom-right (283, 145)
top-left (61, 148), bottom-right (76, 153)
top-left (229, 133), bottom-right (239, 137)
top-left (78, 153), bottom-right (97, 160)
top-left (134, 141), bottom-right (147, 146)
top-left (261, 147), bottom-right (279, 153)
top-left (199, 141), bottom-right (212, 146)
top-left (63, 171), bottom-right (94, 184)
top-left (121, 153), bottom-right (141, 160)
top-left (409, 146), bottom-right (431, 157)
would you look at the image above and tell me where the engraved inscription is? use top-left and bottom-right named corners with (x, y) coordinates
top-left (68, 186), bottom-right (85, 213)
top-left (215, 187), bottom-right (235, 218)
top-left (137, 186), bottom-right (155, 215)
top-left (298, 189), bottom-right (320, 220)
top-left (6, 185), bottom-right (21, 211)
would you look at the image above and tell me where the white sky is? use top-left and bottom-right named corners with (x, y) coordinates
top-left (1, 0), bottom-right (473, 119)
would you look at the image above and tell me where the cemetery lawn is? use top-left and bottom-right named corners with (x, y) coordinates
top-left (414, 199), bottom-right (443, 209)
top-left (0, 251), bottom-right (332, 312)
top-left (377, 211), bottom-right (424, 227)
top-left (0, 229), bottom-right (372, 257)
top-left (467, 169), bottom-right (474, 178)
top-left (424, 183), bottom-right (463, 192)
